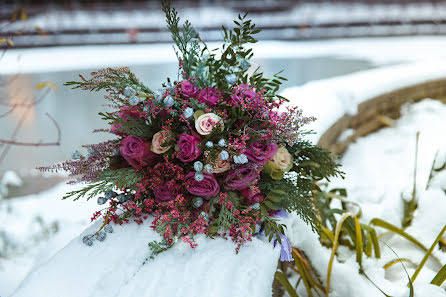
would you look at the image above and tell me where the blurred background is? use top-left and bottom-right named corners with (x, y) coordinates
top-left (2, 1), bottom-right (446, 296)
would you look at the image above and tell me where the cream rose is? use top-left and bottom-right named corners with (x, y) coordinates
top-left (195, 113), bottom-right (224, 136)
top-left (151, 130), bottom-right (171, 154)
top-left (270, 147), bottom-right (293, 172)
top-left (211, 156), bottom-right (230, 173)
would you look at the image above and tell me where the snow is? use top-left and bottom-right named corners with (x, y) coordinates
top-left (281, 61), bottom-right (446, 144)
top-left (0, 182), bottom-right (99, 296)
top-left (3, 39), bottom-right (446, 296)
top-left (12, 218), bottom-right (279, 297)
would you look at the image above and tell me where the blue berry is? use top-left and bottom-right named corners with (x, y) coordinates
top-left (154, 90), bottom-right (163, 103)
top-left (204, 164), bottom-right (213, 172)
top-left (88, 148), bottom-right (98, 157)
top-left (234, 154), bottom-right (248, 164)
top-left (200, 211), bottom-right (209, 221)
top-left (129, 95), bottom-right (140, 106)
top-left (194, 161), bottom-right (203, 172)
top-left (205, 141), bottom-right (214, 148)
top-left (72, 150), bottom-right (82, 160)
top-left (83, 235), bottom-right (94, 246)
top-left (164, 95), bottom-right (175, 107)
top-left (166, 82), bottom-right (175, 92)
top-left (220, 150), bottom-right (229, 160)
top-left (96, 231), bottom-right (106, 242)
top-left (117, 194), bottom-right (127, 203)
top-left (193, 197), bottom-right (203, 208)
top-left (251, 203), bottom-right (260, 210)
top-left (183, 107), bottom-right (194, 119)
top-left (225, 74), bottom-right (237, 85)
top-left (97, 197), bottom-right (107, 205)
top-left (105, 191), bottom-right (116, 199)
top-left (238, 154), bottom-right (248, 164)
top-left (104, 225), bottom-right (113, 233)
top-left (123, 86), bottom-right (136, 97)
top-left (194, 171), bottom-right (204, 182)
top-left (218, 139), bottom-right (226, 147)
top-left (240, 59), bottom-right (250, 70)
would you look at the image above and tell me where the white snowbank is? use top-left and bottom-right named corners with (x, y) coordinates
top-left (0, 182), bottom-right (99, 296)
top-left (282, 61), bottom-right (446, 143)
top-left (12, 220), bottom-right (279, 297)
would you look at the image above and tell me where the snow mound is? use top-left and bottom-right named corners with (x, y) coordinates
top-left (12, 220), bottom-right (280, 297)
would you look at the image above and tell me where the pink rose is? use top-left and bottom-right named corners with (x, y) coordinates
top-left (224, 165), bottom-right (260, 190)
top-left (243, 141), bottom-right (278, 166)
top-left (230, 84), bottom-right (258, 106)
top-left (181, 80), bottom-right (199, 98)
top-left (153, 183), bottom-right (177, 203)
top-left (120, 135), bottom-right (158, 168)
top-left (197, 87), bottom-right (220, 106)
top-left (151, 131), bottom-right (171, 154)
top-left (185, 172), bottom-right (220, 198)
top-left (195, 113), bottom-right (224, 136)
top-left (240, 187), bottom-right (265, 205)
top-left (177, 134), bottom-right (202, 162)
top-left (211, 156), bottom-right (230, 174)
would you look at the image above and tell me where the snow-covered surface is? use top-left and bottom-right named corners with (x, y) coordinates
top-left (279, 100), bottom-right (446, 297)
top-left (0, 182), bottom-right (99, 297)
top-left (2, 39), bottom-right (446, 296)
top-left (3, 36), bottom-right (446, 74)
top-left (11, 215), bottom-right (279, 297)
top-left (282, 60), bottom-right (446, 144)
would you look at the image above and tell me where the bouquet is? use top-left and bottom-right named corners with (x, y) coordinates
top-left (39, 1), bottom-right (342, 260)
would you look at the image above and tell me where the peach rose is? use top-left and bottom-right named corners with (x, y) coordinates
top-left (195, 113), bottom-right (224, 136)
top-left (269, 147), bottom-right (293, 172)
top-left (211, 156), bottom-right (230, 174)
top-left (151, 131), bottom-right (171, 154)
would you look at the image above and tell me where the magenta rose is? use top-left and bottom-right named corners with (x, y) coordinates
top-left (181, 80), bottom-right (199, 98)
top-left (197, 87), bottom-right (220, 106)
top-left (224, 165), bottom-right (260, 190)
top-left (153, 183), bottom-right (177, 203)
top-left (185, 172), bottom-right (220, 198)
top-left (177, 133), bottom-right (201, 162)
top-left (120, 135), bottom-right (158, 168)
top-left (240, 187), bottom-right (265, 205)
top-left (230, 84), bottom-right (257, 106)
top-left (243, 141), bottom-right (278, 165)
top-left (111, 106), bottom-right (139, 136)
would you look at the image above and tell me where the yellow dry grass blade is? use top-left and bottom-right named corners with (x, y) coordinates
top-left (411, 224), bottom-right (446, 284)
top-left (353, 216), bottom-right (363, 267)
top-left (370, 218), bottom-right (426, 251)
top-left (275, 270), bottom-right (300, 297)
top-left (292, 248), bottom-right (326, 294)
top-left (431, 264), bottom-right (446, 286)
top-left (326, 213), bottom-right (353, 296)
top-left (383, 258), bottom-right (417, 270)
top-left (320, 225), bottom-right (334, 243)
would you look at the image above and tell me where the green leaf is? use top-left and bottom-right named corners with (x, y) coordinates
top-left (431, 264), bottom-right (446, 286)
